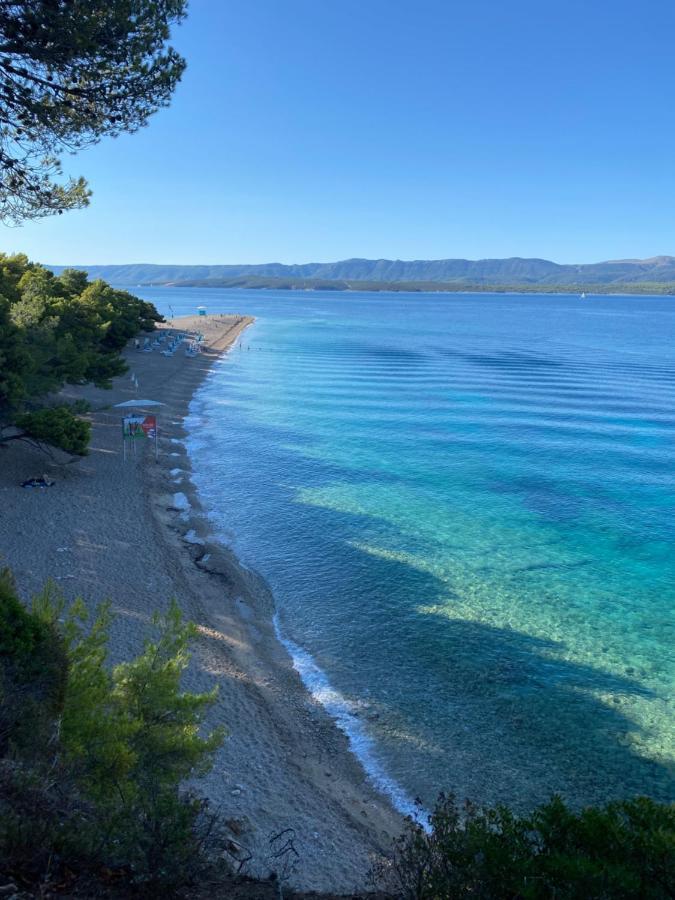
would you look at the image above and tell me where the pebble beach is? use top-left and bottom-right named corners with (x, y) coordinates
top-left (0, 314), bottom-right (403, 893)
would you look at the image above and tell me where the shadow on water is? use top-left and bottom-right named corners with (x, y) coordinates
top-left (189, 384), bottom-right (675, 812)
top-left (406, 610), bottom-right (672, 807)
top-left (271, 505), bottom-right (675, 811)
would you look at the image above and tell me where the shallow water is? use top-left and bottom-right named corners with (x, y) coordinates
top-left (141, 288), bottom-right (675, 810)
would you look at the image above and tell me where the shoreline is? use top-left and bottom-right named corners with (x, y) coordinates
top-left (183, 336), bottom-right (421, 824)
top-left (0, 314), bottom-right (403, 892)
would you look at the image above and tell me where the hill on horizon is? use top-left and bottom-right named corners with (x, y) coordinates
top-left (46, 255), bottom-right (675, 287)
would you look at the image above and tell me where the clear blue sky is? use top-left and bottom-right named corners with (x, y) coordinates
top-left (4, 0), bottom-right (675, 266)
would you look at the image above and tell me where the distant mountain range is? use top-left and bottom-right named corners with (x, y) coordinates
top-left (47, 256), bottom-right (675, 290)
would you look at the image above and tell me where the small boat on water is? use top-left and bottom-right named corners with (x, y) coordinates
top-left (580, 292), bottom-right (586, 299)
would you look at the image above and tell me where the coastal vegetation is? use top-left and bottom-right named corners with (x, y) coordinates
top-left (15, 405), bottom-right (91, 457)
top-left (0, 0), bottom-right (187, 223)
top-left (0, 568), bottom-right (224, 895)
top-left (382, 793), bottom-right (674, 899)
top-left (0, 253), bottom-right (162, 454)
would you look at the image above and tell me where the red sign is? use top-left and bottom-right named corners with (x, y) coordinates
top-left (123, 414), bottom-right (157, 439)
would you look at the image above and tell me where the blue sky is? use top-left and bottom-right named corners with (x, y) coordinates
top-left (4, 0), bottom-right (675, 265)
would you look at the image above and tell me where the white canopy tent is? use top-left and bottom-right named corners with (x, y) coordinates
top-left (114, 399), bottom-right (165, 408)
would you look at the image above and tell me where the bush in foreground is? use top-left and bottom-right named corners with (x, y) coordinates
top-left (383, 791), bottom-right (675, 899)
top-left (0, 573), bottom-right (225, 893)
top-left (0, 568), bottom-right (67, 756)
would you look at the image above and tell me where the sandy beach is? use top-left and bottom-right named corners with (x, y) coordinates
top-left (0, 314), bottom-right (403, 893)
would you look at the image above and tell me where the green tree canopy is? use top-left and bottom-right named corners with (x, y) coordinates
top-left (0, 253), bottom-right (162, 452)
top-left (0, 0), bottom-right (187, 222)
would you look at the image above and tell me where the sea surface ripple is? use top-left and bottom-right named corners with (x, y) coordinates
top-left (140, 288), bottom-right (675, 811)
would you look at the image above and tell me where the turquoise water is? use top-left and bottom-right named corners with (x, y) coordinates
top-left (142, 288), bottom-right (675, 810)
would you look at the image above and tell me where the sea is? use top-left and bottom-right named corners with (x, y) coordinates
top-left (137, 287), bottom-right (675, 813)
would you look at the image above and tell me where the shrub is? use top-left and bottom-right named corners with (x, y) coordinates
top-left (0, 578), bottom-right (225, 893)
top-left (384, 792), bottom-right (675, 899)
top-left (16, 404), bottom-right (91, 454)
top-left (57, 598), bottom-right (226, 884)
top-left (0, 574), bottom-right (76, 879)
top-left (0, 759), bottom-right (95, 879)
top-left (0, 569), bottom-right (67, 756)
top-left (0, 567), bottom-right (48, 659)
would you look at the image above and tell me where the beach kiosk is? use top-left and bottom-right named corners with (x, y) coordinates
top-left (197, 305), bottom-right (207, 317)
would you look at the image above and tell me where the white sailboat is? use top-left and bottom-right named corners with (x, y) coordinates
top-left (580, 292), bottom-right (586, 299)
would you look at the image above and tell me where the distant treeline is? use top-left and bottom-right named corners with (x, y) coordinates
top-left (147, 275), bottom-right (675, 296)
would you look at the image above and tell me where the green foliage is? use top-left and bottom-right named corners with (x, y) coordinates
top-left (0, 758), bottom-right (95, 880)
top-left (0, 567), bottom-right (48, 659)
top-left (0, 1), bottom-right (187, 223)
top-left (58, 599), bottom-right (224, 772)
top-left (17, 404), bottom-right (91, 455)
top-left (386, 792), bottom-right (675, 899)
top-left (0, 576), bottom-right (225, 891)
top-left (0, 570), bottom-right (67, 758)
top-left (0, 254), bottom-right (164, 450)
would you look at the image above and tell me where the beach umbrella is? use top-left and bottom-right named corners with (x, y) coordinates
top-left (114, 399), bottom-right (164, 408)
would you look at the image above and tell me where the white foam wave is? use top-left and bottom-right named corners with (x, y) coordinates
top-left (273, 613), bottom-right (427, 826)
top-left (185, 351), bottom-right (429, 829)
top-left (171, 491), bottom-right (192, 522)
top-left (172, 492), bottom-right (190, 511)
